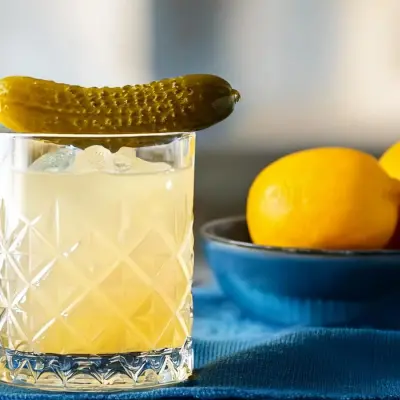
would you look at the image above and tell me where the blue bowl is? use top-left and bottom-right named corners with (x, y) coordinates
top-left (201, 216), bottom-right (400, 328)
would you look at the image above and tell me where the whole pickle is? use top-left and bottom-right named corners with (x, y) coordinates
top-left (0, 74), bottom-right (240, 137)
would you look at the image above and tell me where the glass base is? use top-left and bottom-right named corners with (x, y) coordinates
top-left (0, 339), bottom-right (193, 392)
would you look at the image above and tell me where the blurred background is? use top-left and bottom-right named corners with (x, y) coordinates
top-left (2, 0), bottom-right (400, 282)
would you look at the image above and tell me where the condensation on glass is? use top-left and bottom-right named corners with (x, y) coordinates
top-left (0, 132), bottom-right (195, 392)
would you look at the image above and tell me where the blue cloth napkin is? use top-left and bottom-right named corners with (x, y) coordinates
top-left (2, 286), bottom-right (400, 400)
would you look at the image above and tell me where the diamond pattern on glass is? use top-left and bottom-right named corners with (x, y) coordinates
top-left (0, 169), bottom-right (193, 355)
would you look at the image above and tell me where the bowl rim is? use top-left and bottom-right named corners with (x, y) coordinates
top-left (200, 215), bottom-right (400, 257)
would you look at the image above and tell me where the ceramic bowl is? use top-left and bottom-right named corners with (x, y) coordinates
top-left (201, 216), bottom-right (400, 328)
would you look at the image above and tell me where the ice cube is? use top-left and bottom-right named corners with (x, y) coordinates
top-left (112, 147), bottom-right (136, 172)
top-left (33, 145), bottom-right (173, 174)
top-left (29, 147), bottom-right (80, 172)
top-left (112, 147), bottom-right (171, 173)
top-left (72, 145), bottom-right (113, 173)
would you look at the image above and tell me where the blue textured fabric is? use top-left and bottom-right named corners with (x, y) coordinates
top-left (2, 286), bottom-right (400, 399)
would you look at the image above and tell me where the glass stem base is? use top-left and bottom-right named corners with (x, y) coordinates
top-left (0, 339), bottom-right (193, 392)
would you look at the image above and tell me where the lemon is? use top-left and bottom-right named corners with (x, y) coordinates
top-left (247, 147), bottom-right (400, 250)
top-left (380, 142), bottom-right (400, 180)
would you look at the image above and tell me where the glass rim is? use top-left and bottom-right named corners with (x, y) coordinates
top-left (0, 131), bottom-right (194, 139)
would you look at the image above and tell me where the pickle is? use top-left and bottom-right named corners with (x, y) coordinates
top-left (0, 74), bottom-right (240, 148)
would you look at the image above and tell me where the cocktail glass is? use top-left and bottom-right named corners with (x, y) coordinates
top-left (0, 132), bottom-right (195, 391)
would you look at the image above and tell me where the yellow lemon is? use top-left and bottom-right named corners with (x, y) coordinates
top-left (380, 142), bottom-right (400, 180)
top-left (247, 147), bottom-right (400, 250)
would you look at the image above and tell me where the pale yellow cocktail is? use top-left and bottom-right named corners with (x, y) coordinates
top-left (0, 134), bottom-right (195, 390)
